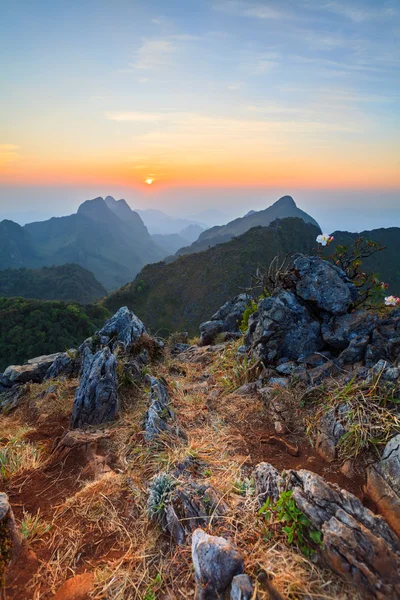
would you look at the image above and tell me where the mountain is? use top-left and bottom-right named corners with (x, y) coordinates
top-left (103, 217), bottom-right (320, 335)
top-left (176, 196), bottom-right (320, 256)
top-left (135, 208), bottom-right (205, 235)
top-left (0, 264), bottom-right (106, 304)
top-left (0, 297), bottom-right (109, 371)
top-left (0, 196), bottom-right (165, 291)
top-left (151, 233), bottom-right (190, 255)
top-left (179, 223), bottom-right (204, 243)
top-left (330, 227), bottom-right (400, 294)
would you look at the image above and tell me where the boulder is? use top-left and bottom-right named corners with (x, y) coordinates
top-left (98, 306), bottom-right (146, 352)
top-left (0, 386), bottom-right (24, 413)
top-left (253, 462), bottom-right (283, 504)
top-left (45, 351), bottom-right (80, 380)
top-left (192, 529), bottom-right (244, 599)
top-left (293, 255), bottom-right (358, 315)
top-left (366, 434), bottom-right (400, 538)
top-left (230, 574), bottom-right (257, 600)
top-left (148, 476), bottom-right (227, 545)
top-left (144, 377), bottom-right (174, 441)
top-left (315, 404), bottom-right (348, 462)
top-left (0, 493), bottom-right (22, 582)
top-left (322, 311), bottom-right (377, 350)
top-left (3, 352), bottom-right (63, 384)
top-left (286, 469), bottom-right (400, 600)
top-left (70, 347), bottom-right (119, 428)
top-left (365, 315), bottom-right (400, 366)
top-left (245, 288), bottom-right (322, 364)
top-left (199, 294), bottom-right (251, 346)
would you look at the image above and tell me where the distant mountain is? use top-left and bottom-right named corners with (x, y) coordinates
top-left (176, 196), bottom-right (320, 256)
top-left (151, 233), bottom-right (190, 255)
top-left (180, 223), bottom-right (204, 243)
top-left (103, 218), bottom-right (320, 335)
top-left (0, 297), bottom-right (109, 371)
top-left (244, 210), bottom-right (257, 217)
top-left (135, 208), bottom-right (205, 235)
top-left (0, 196), bottom-right (165, 291)
top-left (188, 208), bottom-right (229, 226)
top-left (0, 264), bottom-right (106, 304)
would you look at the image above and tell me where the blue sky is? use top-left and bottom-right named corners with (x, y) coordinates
top-left (0, 0), bottom-right (399, 230)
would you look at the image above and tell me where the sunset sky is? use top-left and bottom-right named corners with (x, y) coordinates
top-left (1, 0), bottom-right (399, 230)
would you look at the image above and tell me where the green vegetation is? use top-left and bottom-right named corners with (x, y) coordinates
top-left (0, 264), bottom-right (107, 304)
top-left (104, 218), bottom-right (320, 335)
top-left (20, 509), bottom-right (52, 542)
top-left (147, 473), bottom-right (177, 523)
top-left (0, 297), bottom-right (109, 371)
top-left (259, 490), bottom-right (323, 558)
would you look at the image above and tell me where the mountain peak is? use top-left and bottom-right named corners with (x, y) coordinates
top-left (77, 197), bottom-right (113, 221)
top-left (273, 195), bottom-right (296, 208)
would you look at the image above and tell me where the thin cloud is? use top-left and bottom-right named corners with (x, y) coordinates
top-left (313, 1), bottom-right (398, 22)
top-left (0, 144), bottom-right (20, 164)
top-left (213, 1), bottom-right (286, 20)
top-left (106, 112), bottom-right (167, 122)
top-left (131, 39), bottom-right (176, 70)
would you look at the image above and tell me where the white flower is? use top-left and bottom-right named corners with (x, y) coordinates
top-left (316, 233), bottom-right (334, 247)
top-left (384, 295), bottom-right (399, 306)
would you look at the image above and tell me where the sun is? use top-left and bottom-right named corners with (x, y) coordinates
top-left (145, 178), bottom-right (154, 185)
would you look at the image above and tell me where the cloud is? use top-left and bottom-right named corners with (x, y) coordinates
top-left (213, 1), bottom-right (285, 19)
top-left (131, 39), bottom-right (176, 70)
top-left (106, 112), bottom-right (167, 122)
top-left (314, 1), bottom-right (398, 22)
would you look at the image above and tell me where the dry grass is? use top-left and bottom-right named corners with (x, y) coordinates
top-left (0, 430), bottom-right (44, 481)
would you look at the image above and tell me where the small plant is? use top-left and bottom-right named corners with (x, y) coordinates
top-left (147, 473), bottom-right (177, 523)
top-left (20, 509), bottom-right (52, 542)
top-left (259, 490), bottom-right (323, 558)
top-left (239, 300), bottom-right (258, 333)
top-left (212, 340), bottom-right (262, 393)
top-left (0, 436), bottom-right (43, 481)
top-left (144, 573), bottom-right (162, 600)
top-left (233, 477), bottom-right (255, 496)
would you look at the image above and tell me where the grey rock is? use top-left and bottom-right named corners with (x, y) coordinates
top-left (307, 361), bottom-right (337, 385)
top-left (230, 574), bottom-right (256, 600)
top-left (337, 335), bottom-right (369, 365)
top-left (246, 288), bottom-right (322, 364)
top-left (0, 492), bottom-right (10, 520)
top-left (144, 377), bottom-right (185, 441)
top-left (192, 529), bottom-right (244, 599)
top-left (276, 361), bottom-right (297, 375)
top-left (298, 352), bottom-right (332, 367)
top-left (269, 377), bottom-right (288, 388)
top-left (286, 469), bottom-right (400, 600)
top-left (71, 347), bottom-right (119, 428)
top-left (199, 294), bottom-right (251, 346)
top-left (366, 434), bottom-right (400, 538)
top-left (46, 351), bottom-right (79, 380)
top-left (367, 359), bottom-right (400, 383)
top-left (98, 306), bottom-right (146, 352)
top-left (293, 255), bottom-right (358, 315)
top-left (253, 462), bottom-right (284, 504)
top-left (0, 386), bottom-right (24, 413)
top-left (3, 352), bottom-right (63, 384)
top-left (322, 311), bottom-right (377, 350)
top-left (315, 404), bottom-right (348, 462)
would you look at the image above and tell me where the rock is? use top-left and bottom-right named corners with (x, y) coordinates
top-left (298, 352), bottom-right (332, 367)
top-left (46, 351), bottom-right (79, 380)
top-left (230, 574), bottom-right (257, 600)
top-left (269, 377), bottom-right (288, 388)
top-left (337, 335), bottom-right (370, 365)
top-left (53, 430), bottom-right (113, 480)
top-left (71, 347), bottom-right (119, 429)
top-left (0, 493), bottom-right (22, 576)
top-left (171, 343), bottom-right (191, 355)
top-left (253, 462), bottom-right (283, 504)
top-left (366, 434), bottom-right (400, 538)
top-left (275, 361), bottom-right (297, 375)
top-left (199, 320), bottom-right (225, 346)
top-left (321, 311), bottom-right (377, 350)
top-left (307, 361), bottom-right (337, 385)
top-left (98, 306), bottom-right (146, 352)
top-left (52, 572), bottom-right (94, 600)
top-left (148, 476), bottom-right (227, 545)
top-left (246, 288), bottom-right (322, 364)
top-left (367, 359), bottom-right (400, 383)
top-left (0, 386), bottom-right (24, 413)
top-left (144, 377), bottom-right (186, 442)
top-left (3, 352), bottom-right (63, 384)
top-left (258, 388), bottom-right (293, 434)
top-left (365, 315), bottom-right (400, 366)
top-left (293, 255), bottom-right (358, 315)
top-left (192, 529), bottom-right (244, 599)
top-left (315, 404), bottom-right (348, 462)
top-left (199, 294), bottom-right (251, 346)
top-left (286, 469), bottom-right (400, 600)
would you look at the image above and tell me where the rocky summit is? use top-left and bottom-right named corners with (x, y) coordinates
top-left (0, 253), bottom-right (399, 600)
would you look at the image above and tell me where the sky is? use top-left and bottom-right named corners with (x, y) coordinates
top-left (0, 0), bottom-right (399, 231)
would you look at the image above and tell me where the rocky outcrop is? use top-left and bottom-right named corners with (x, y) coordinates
top-left (315, 404), bottom-right (348, 462)
top-left (366, 434), bottom-right (400, 538)
top-left (3, 352), bottom-right (63, 384)
top-left (144, 376), bottom-right (186, 442)
top-left (71, 347), bottom-right (119, 429)
top-left (0, 493), bottom-right (22, 583)
top-left (148, 475), bottom-right (227, 545)
top-left (246, 288), bottom-right (322, 363)
top-left (230, 574), bottom-right (257, 600)
top-left (192, 529), bottom-right (244, 599)
top-left (199, 294), bottom-right (251, 346)
top-left (98, 306), bottom-right (146, 352)
top-left (293, 254), bottom-right (358, 315)
top-left (253, 462), bottom-right (284, 504)
top-left (45, 351), bottom-right (80, 380)
top-left (254, 465), bottom-right (400, 600)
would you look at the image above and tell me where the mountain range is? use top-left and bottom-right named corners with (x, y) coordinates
top-left (175, 195), bottom-right (319, 256)
top-left (0, 196), bottom-right (165, 290)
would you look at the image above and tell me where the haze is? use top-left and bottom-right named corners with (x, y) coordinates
top-left (1, 0), bottom-right (399, 231)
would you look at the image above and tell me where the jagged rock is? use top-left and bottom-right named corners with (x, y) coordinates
top-left (0, 493), bottom-right (22, 575)
top-left (246, 288), bottom-right (322, 364)
top-left (71, 347), bottom-right (119, 428)
top-left (45, 351), bottom-right (80, 380)
top-left (148, 476), bottom-right (227, 545)
top-left (315, 404), bottom-right (348, 462)
top-left (286, 469), bottom-right (400, 600)
top-left (293, 255), bottom-right (358, 315)
top-left (322, 311), bottom-right (377, 350)
top-left (269, 377), bottom-right (288, 388)
top-left (144, 377), bottom-right (185, 441)
top-left (365, 314), bottom-right (400, 366)
top-left (307, 361), bottom-right (337, 385)
top-left (337, 335), bottom-right (370, 364)
top-left (53, 430), bottom-right (113, 480)
top-left (258, 388), bottom-right (293, 434)
top-left (230, 574), bottom-right (257, 600)
top-left (192, 529), bottom-right (244, 600)
top-left (366, 434), bottom-right (400, 538)
top-left (275, 361), bottom-right (297, 375)
top-left (253, 462), bottom-right (283, 504)
top-left (298, 352), bottom-right (332, 367)
top-left (0, 386), bottom-right (24, 413)
top-left (98, 306), bottom-right (146, 351)
top-left (367, 359), bottom-right (400, 383)
top-left (3, 352), bottom-right (63, 384)
top-left (199, 294), bottom-right (251, 346)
